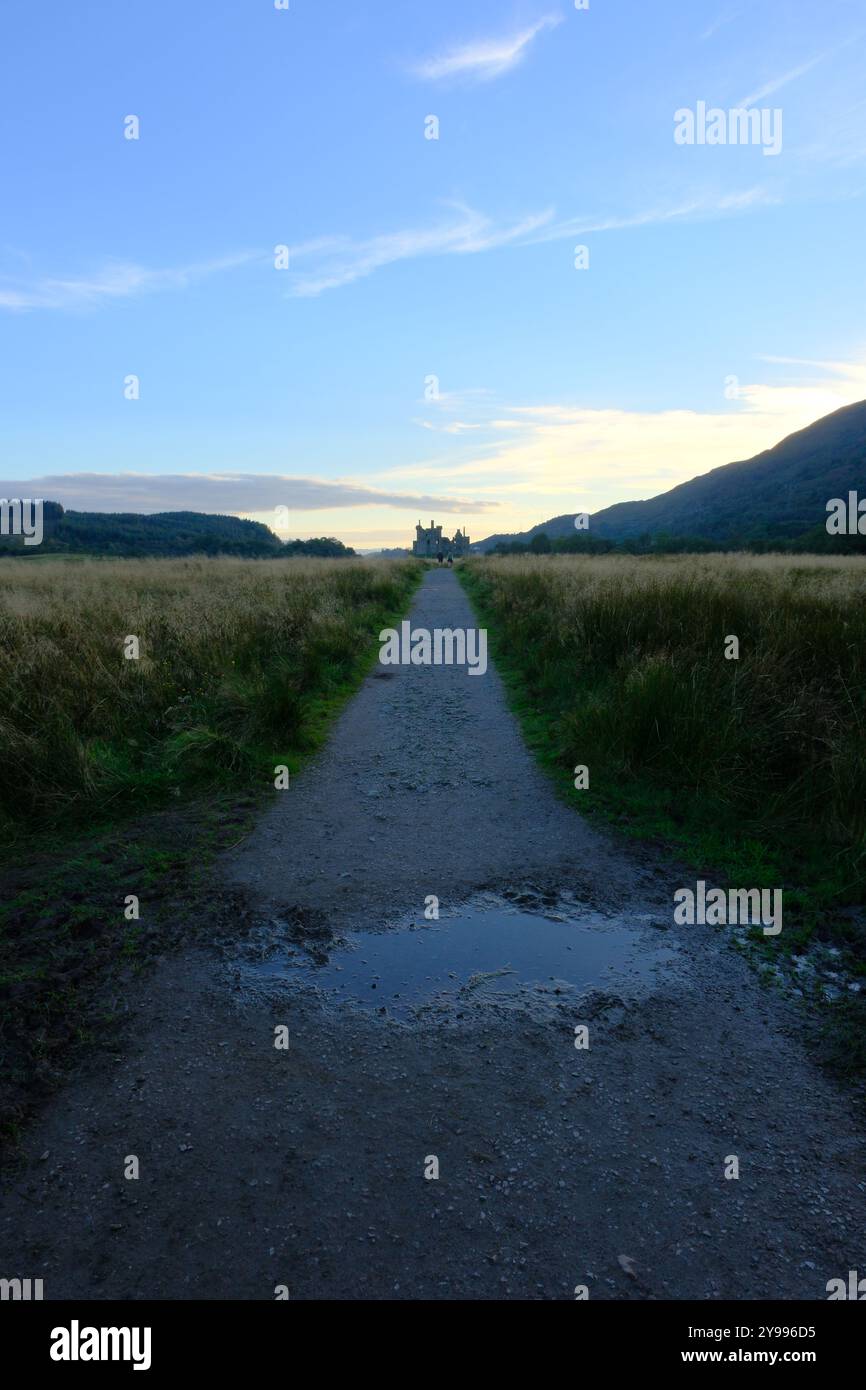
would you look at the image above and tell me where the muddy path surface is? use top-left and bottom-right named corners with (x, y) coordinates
top-left (2, 569), bottom-right (864, 1300)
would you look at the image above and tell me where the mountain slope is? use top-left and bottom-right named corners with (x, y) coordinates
top-left (474, 399), bottom-right (866, 549)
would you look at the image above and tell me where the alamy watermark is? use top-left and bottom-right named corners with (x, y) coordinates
top-left (674, 101), bottom-right (782, 157)
top-left (1, 1276), bottom-right (43, 1300)
top-left (827, 1270), bottom-right (866, 1299)
top-left (379, 621), bottom-right (487, 676)
top-left (50, 1321), bottom-right (152, 1371)
top-left (826, 492), bottom-right (866, 535)
top-left (0, 498), bottom-right (43, 546)
top-left (674, 880), bottom-right (782, 936)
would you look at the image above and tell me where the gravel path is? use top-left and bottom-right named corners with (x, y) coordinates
top-left (228, 565), bottom-right (643, 922)
top-left (2, 569), bottom-right (864, 1300)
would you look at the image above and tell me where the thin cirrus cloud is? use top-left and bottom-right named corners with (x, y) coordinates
top-left (0, 208), bottom-right (549, 310)
top-left (287, 202), bottom-right (554, 297)
top-left (524, 186), bottom-right (776, 245)
top-left (0, 188), bottom-right (775, 311)
top-left (700, 10), bottom-right (741, 43)
top-left (736, 27), bottom-right (866, 111)
top-left (410, 15), bottom-right (562, 82)
top-left (287, 188), bottom-right (775, 296)
top-left (737, 54), bottom-right (826, 109)
top-left (0, 251), bottom-right (258, 312)
top-left (0, 471), bottom-right (497, 516)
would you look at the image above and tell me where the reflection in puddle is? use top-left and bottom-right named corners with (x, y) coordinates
top-left (239, 903), bottom-right (678, 1019)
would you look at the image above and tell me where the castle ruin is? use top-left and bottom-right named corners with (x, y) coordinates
top-left (412, 520), bottom-right (470, 558)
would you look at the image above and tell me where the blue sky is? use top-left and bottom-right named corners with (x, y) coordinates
top-left (1, 0), bottom-right (865, 547)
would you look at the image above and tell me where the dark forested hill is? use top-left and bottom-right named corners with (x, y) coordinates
top-left (47, 510), bottom-right (282, 556)
top-left (0, 507), bottom-right (356, 558)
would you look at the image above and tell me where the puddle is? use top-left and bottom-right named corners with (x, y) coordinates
top-left (237, 901), bottom-right (679, 1020)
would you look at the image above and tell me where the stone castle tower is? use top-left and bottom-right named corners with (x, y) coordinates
top-left (412, 520), bottom-right (470, 558)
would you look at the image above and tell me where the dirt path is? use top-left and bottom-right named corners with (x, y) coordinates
top-left (2, 569), bottom-right (864, 1300)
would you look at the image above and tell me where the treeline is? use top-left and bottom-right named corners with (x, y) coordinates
top-left (0, 505), bottom-right (356, 558)
top-left (487, 526), bottom-right (866, 557)
top-left (282, 536), bottom-right (356, 557)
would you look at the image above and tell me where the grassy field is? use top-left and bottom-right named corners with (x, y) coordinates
top-left (3, 547), bottom-right (865, 1125)
top-left (0, 553), bottom-right (420, 1136)
top-left (461, 552), bottom-right (866, 941)
top-left (0, 554), bottom-right (419, 846)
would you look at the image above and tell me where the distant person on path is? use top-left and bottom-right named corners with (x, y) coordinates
top-left (446, 554), bottom-right (453, 567)
top-left (436, 550), bottom-right (444, 566)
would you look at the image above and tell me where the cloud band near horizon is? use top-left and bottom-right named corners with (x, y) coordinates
top-left (0, 472), bottom-right (497, 517)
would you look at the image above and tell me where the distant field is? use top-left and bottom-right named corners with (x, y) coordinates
top-left (462, 553), bottom-right (866, 931)
top-left (0, 554), bottom-right (418, 844)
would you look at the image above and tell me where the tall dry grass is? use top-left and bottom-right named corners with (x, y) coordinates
top-left (0, 554), bottom-right (418, 841)
top-left (463, 552), bottom-right (866, 906)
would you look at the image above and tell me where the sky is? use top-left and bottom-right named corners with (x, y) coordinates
top-left (1, 0), bottom-right (865, 549)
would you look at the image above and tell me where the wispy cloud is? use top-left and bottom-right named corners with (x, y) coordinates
top-left (414, 419), bottom-right (486, 435)
top-left (288, 188), bottom-right (774, 297)
top-left (700, 10), bottom-right (740, 42)
top-left (288, 202), bottom-right (554, 296)
top-left (0, 252), bottom-right (257, 312)
top-left (0, 471), bottom-right (497, 516)
top-left (15, 361), bottom-right (859, 542)
top-left (524, 186), bottom-right (777, 244)
top-left (372, 354), bottom-right (866, 537)
top-left (417, 387), bottom-right (495, 411)
top-left (738, 55), bottom-right (826, 108)
top-left (411, 15), bottom-right (561, 83)
top-left (0, 188), bottom-right (779, 312)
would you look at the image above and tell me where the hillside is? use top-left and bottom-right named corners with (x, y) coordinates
top-left (0, 507), bottom-right (355, 558)
top-left (475, 399), bottom-right (866, 550)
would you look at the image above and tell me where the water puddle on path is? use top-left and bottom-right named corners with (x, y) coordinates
top-left (238, 899), bottom-right (679, 1021)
